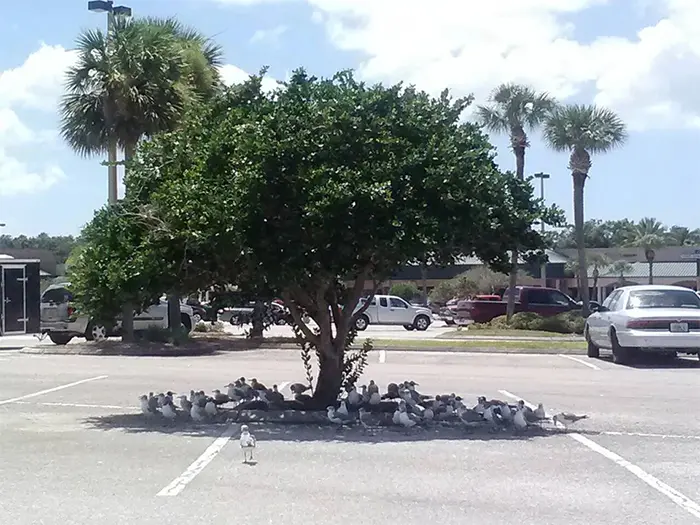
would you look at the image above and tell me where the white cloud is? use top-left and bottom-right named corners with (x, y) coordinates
top-left (250, 25), bottom-right (288, 45)
top-left (305, 0), bottom-right (700, 130)
top-left (0, 108), bottom-right (34, 145)
top-left (0, 149), bottom-right (65, 196)
top-left (0, 43), bottom-right (77, 111)
top-left (219, 64), bottom-right (281, 92)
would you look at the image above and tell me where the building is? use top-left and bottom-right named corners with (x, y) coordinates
top-left (381, 246), bottom-right (700, 301)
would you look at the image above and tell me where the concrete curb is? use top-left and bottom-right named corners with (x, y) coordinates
top-left (18, 342), bottom-right (587, 357)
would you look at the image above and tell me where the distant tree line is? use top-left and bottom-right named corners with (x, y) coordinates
top-left (0, 233), bottom-right (79, 264)
top-left (549, 218), bottom-right (700, 249)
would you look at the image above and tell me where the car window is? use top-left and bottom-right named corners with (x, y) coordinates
top-left (526, 289), bottom-right (550, 304)
top-left (626, 290), bottom-right (700, 309)
top-left (546, 290), bottom-right (572, 306)
top-left (379, 297), bottom-right (388, 307)
top-left (602, 290), bottom-right (619, 309)
top-left (390, 297), bottom-right (408, 308)
top-left (41, 287), bottom-right (72, 304)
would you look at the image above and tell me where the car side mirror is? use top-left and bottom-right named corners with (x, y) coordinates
top-left (596, 305), bottom-right (608, 313)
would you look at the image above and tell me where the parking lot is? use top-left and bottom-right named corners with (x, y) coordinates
top-left (1, 348), bottom-right (700, 524)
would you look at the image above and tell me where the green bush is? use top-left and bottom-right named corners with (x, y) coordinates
top-left (471, 310), bottom-right (585, 334)
top-left (389, 282), bottom-right (421, 302)
top-left (193, 321), bottom-right (225, 333)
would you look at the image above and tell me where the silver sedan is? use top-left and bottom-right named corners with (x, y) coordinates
top-left (585, 285), bottom-right (700, 364)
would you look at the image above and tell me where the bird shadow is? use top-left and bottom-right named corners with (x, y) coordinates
top-left (597, 354), bottom-right (700, 369)
top-left (80, 412), bottom-right (599, 443)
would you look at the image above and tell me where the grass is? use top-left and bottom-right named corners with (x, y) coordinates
top-left (440, 329), bottom-right (582, 338)
top-left (368, 338), bottom-right (586, 351)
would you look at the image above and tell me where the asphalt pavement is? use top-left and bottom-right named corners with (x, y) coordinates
top-left (1, 349), bottom-right (699, 524)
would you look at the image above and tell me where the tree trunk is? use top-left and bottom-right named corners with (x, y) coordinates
top-left (648, 261), bottom-right (654, 285)
top-left (167, 294), bottom-right (181, 333)
top-left (573, 171), bottom-right (590, 316)
top-left (420, 263), bottom-right (428, 304)
top-left (313, 344), bottom-right (343, 408)
top-left (506, 145), bottom-right (526, 321)
top-left (120, 142), bottom-right (137, 342)
top-left (107, 138), bottom-right (118, 204)
top-left (250, 301), bottom-right (265, 338)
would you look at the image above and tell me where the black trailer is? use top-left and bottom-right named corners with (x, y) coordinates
top-left (0, 258), bottom-right (41, 335)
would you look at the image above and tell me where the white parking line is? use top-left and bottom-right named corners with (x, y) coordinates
top-left (603, 431), bottom-right (700, 441)
top-left (0, 375), bottom-right (109, 406)
top-left (13, 401), bottom-right (128, 410)
top-left (499, 390), bottom-right (700, 521)
top-left (378, 350), bottom-right (387, 363)
top-left (157, 422), bottom-right (238, 497)
top-left (558, 354), bottom-right (601, 370)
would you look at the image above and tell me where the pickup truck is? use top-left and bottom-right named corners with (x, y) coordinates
top-left (354, 295), bottom-right (433, 331)
top-left (450, 286), bottom-right (599, 325)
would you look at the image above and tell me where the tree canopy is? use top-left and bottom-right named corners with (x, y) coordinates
top-left (70, 69), bottom-right (561, 404)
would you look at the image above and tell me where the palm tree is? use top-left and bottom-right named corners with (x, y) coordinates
top-left (625, 217), bottom-right (668, 284)
top-left (610, 260), bottom-right (634, 287)
top-left (60, 16), bottom-right (222, 340)
top-left (544, 104), bottom-right (627, 315)
top-left (477, 84), bottom-right (558, 320)
top-left (589, 253), bottom-right (612, 301)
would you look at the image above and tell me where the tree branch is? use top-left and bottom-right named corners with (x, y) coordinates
top-left (282, 290), bottom-right (320, 346)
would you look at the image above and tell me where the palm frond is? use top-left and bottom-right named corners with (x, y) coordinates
top-left (543, 104), bottom-right (628, 153)
top-left (475, 105), bottom-right (509, 133)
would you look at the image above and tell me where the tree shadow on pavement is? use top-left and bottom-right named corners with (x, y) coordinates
top-left (81, 412), bottom-right (600, 443)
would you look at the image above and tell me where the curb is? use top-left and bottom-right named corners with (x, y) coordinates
top-left (18, 343), bottom-right (586, 357)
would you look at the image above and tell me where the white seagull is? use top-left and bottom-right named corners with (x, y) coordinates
top-left (240, 425), bottom-right (257, 463)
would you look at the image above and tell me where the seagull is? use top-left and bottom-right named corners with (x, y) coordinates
top-left (347, 386), bottom-right (362, 406)
top-left (289, 383), bottom-right (311, 396)
top-left (398, 408), bottom-right (417, 429)
top-left (534, 403), bottom-right (546, 419)
top-left (205, 398), bottom-right (218, 417)
top-left (327, 406), bottom-right (352, 427)
top-left (162, 400), bottom-right (178, 421)
top-left (552, 412), bottom-right (588, 428)
top-left (358, 408), bottom-right (375, 433)
top-left (226, 383), bottom-right (245, 404)
top-left (212, 390), bottom-right (231, 406)
top-left (392, 407), bottom-right (402, 425)
top-left (367, 380), bottom-right (379, 395)
top-left (250, 378), bottom-right (268, 392)
top-left (266, 385), bottom-right (285, 405)
top-left (178, 395), bottom-right (192, 413)
top-left (368, 392), bottom-right (381, 405)
top-left (139, 395), bottom-right (156, 417)
top-left (147, 393), bottom-right (159, 414)
top-left (337, 400), bottom-right (350, 417)
top-left (513, 408), bottom-right (528, 432)
top-left (190, 403), bottom-right (206, 422)
top-left (456, 407), bottom-right (483, 424)
top-left (240, 425), bottom-right (257, 463)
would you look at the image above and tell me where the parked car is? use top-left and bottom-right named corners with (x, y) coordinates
top-left (183, 298), bottom-right (216, 324)
top-left (451, 286), bottom-right (600, 325)
top-left (585, 285), bottom-right (700, 364)
top-left (40, 283), bottom-right (195, 345)
top-left (353, 295), bottom-right (433, 331)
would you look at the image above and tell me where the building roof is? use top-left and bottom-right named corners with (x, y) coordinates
top-left (452, 249), bottom-right (570, 266)
top-left (600, 261), bottom-right (699, 279)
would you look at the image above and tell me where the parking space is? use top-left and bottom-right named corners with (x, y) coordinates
top-left (1, 350), bottom-right (700, 524)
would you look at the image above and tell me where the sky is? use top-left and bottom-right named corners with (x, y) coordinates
top-left (0, 0), bottom-right (699, 236)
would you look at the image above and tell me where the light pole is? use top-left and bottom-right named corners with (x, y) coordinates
top-left (533, 172), bottom-right (550, 287)
top-left (88, 1), bottom-right (132, 204)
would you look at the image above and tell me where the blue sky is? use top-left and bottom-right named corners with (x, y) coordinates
top-left (0, 0), bottom-right (698, 236)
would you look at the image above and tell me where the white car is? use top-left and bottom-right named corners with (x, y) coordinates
top-left (585, 285), bottom-right (700, 364)
top-left (353, 295), bottom-right (433, 331)
top-left (41, 283), bottom-right (194, 345)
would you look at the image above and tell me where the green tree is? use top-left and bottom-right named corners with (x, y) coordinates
top-left (477, 83), bottom-right (558, 321)
top-left (60, 16), bottom-right (222, 339)
top-left (71, 71), bottom-right (558, 405)
top-left (625, 217), bottom-right (667, 284)
top-left (666, 226), bottom-right (700, 246)
top-left (389, 283), bottom-right (420, 302)
top-left (544, 104), bottom-right (627, 315)
top-left (609, 260), bottom-right (634, 286)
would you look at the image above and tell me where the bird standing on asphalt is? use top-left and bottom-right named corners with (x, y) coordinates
top-left (240, 425), bottom-right (256, 464)
top-left (162, 400), bottom-right (177, 421)
top-left (267, 385), bottom-right (285, 406)
top-left (513, 408), bottom-right (528, 432)
top-left (552, 412), bottom-right (588, 429)
top-left (178, 395), bottom-right (192, 413)
top-left (290, 383), bottom-right (311, 396)
top-left (140, 395), bottom-right (156, 417)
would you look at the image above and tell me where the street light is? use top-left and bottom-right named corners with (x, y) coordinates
top-left (87, 1), bottom-right (132, 204)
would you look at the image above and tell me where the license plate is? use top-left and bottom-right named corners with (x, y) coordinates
top-left (670, 322), bottom-right (689, 333)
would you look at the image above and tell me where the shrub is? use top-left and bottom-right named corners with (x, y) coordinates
top-left (471, 310), bottom-right (585, 334)
top-left (389, 282), bottom-right (421, 302)
top-left (193, 321), bottom-right (225, 333)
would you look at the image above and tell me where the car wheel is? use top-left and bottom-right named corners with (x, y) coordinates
top-left (585, 326), bottom-right (600, 358)
top-left (403, 324), bottom-right (415, 331)
top-left (354, 315), bottom-right (369, 331)
top-left (611, 330), bottom-right (633, 365)
top-left (192, 313), bottom-right (202, 325)
top-left (181, 314), bottom-right (192, 332)
top-left (414, 315), bottom-right (430, 331)
top-left (86, 322), bottom-right (108, 342)
top-left (48, 332), bottom-right (73, 345)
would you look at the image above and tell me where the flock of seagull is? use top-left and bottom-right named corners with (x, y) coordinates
top-left (138, 377), bottom-right (588, 434)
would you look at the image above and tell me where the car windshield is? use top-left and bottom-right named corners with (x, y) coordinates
top-left (626, 290), bottom-right (700, 309)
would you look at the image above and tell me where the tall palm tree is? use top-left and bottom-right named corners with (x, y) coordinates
top-left (610, 260), bottom-right (634, 287)
top-left (477, 84), bottom-right (558, 320)
top-left (59, 16), bottom-right (222, 340)
top-left (544, 104), bottom-right (627, 315)
top-left (667, 226), bottom-right (700, 246)
top-left (625, 217), bottom-right (667, 284)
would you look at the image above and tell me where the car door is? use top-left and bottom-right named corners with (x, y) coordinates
top-left (134, 303), bottom-right (167, 330)
top-left (387, 297), bottom-right (411, 324)
top-left (592, 290), bottom-right (622, 347)
top-left (525, 288), bottom-right (563, 317)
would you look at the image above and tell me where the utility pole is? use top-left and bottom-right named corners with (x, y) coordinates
top-left (533, 172), bottom-right (551, 287)
top-left (88, 1), bottom-right (132, 204)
